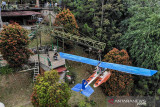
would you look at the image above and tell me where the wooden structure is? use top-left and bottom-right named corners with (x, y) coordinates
top-left (29, 51), bottom-right (65, 71)
top-left (1, 11), bottom-right (41, 25)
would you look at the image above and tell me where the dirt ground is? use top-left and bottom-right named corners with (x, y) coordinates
top-left (66, 47), bottom-right (107, 107)
top-left (0, 71), bottom-right (34, 107)
top-left (0, 64), bottom-right (107, 107)
top-left (0, 46), bottom-right (107, 107)
top-left (68, 61), bottom-right (107, 107)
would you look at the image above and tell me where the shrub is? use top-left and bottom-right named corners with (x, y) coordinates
top-left (102, 48), bottom-right (134, 96)
top-left (0, 23), bottom-right (33, 67)
top-left (31, 70), bottom-right (71, 107)
top-left (78, 98), bottom-right (96, 107)
top-left (0, 65), bottom-right (14, 74)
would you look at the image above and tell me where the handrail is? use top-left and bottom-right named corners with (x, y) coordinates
top-left (1, 3), bottom-right (55, 10)
top-left (35, 54), bottom-right (53, 68)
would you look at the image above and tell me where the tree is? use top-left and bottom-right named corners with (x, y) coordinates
top-left (64, 0), bottom-right (126, 50)
top-left (64, 0), bottom-right (97, 36)
top-left (0, 23), bottom-right (33, 67)
top-left (54, 8), bottom-right (79, 35)
top-left (31, 70), bottom-right (71, 107)
top-left (120, 0), bottom-right (160, 96)
top-left (102, 48), bottom-right (134, 96)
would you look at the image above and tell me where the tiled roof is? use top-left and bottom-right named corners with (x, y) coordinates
top-left (55, 66), bottom-right (67, 73)
top-left (1, 11), bottom-right (41, 17)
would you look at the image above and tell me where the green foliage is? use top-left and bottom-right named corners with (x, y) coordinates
top-left (0, 65), bottom-right (14, 74)
top-left (31, 70), bottom-right (71, 107)
top-left (78, 98), bottom-right (96, 107)
top-left (120, 0), bottom-right (160, 96)
top-left (65, 70), bottom-right (76, 84)
top-left (82, 23), bottom-right (93, 35)
top-left (103, 48), bottom-right (134, 96)
top-left (64, 0), bottom-right (126, 50)
top-left (0, 23), bottom-right (33, 67)
top-left (157, 89), bottom-right (160, 95)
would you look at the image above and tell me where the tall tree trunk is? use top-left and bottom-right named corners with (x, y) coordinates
top-left (100, 0), bottom-right (104, 41)
top-left (0, 0), bottom-right (3, 29)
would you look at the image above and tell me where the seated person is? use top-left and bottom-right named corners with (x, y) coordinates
top-left (53, 52), bottom-right (58, 60)
top-left (37, 17), bottom-right (43, 24)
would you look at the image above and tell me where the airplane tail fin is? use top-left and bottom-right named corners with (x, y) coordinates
top-left (72, 80), bottom-right (94, 97)
top-left (82, 79), bottom-right (88, 90)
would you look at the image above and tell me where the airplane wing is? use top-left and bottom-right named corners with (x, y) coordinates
top-left (99, 62), bottom-right (157, 76)
top-left (60, 52), bottom-right (157, 76)
top-left (60, 52), bottom-right (100, 66)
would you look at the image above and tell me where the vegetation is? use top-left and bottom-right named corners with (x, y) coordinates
top-left (103, 48), bottom-right (134, 96)
top-left (1, 0), bottom-right (160, 106)
top-left (63, 0), bottom-right (126, 50)
top-left (0, 23), bottom-right (33, 67)
top-left (0, 65), bottom-right (14, 74)
top-left (78, 98), bottom-right (96, 107)
top-left (31, 70), bottom-right (71, 107)
top-left (54, 8), bottom-right (79, 35)
top-left (120, 0), bottom-right (160, 96)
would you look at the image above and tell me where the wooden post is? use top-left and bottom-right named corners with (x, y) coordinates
top-left (40, 31), bottom-right (42, 47)
top-left (63, 39), bottom-right (64, 52)
top-left (57, 38), bottom-right (59, 52)
top-left (0, 0), bottom-right (3, 29)
top-left (36, 32), bottom-right (40, 72)
top-left (100, 0), bottom-right (104, 41)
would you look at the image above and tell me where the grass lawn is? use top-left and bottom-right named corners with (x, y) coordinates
top-left (29, 31), bottom-right (55, 48)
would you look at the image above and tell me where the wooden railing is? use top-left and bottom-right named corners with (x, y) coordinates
top-left (1, 3), bottom-right (56, 10)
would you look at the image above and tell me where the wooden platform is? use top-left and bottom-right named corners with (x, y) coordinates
top-left (29, 51), bottom-right (65, 70)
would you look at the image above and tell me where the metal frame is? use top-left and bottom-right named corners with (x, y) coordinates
top-left (52, 30), bottom-right (106, 51)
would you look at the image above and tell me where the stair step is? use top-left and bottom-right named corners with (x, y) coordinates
top-left (34, 73), bottom-right (39, 75)
top-left (33, 60), bottom-right (40, 82)
top-left (33, 68), bottom-right (38, 69)
top-left (34, 71), bottom-right (39, 72)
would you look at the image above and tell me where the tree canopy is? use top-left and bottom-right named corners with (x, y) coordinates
top-left (54, 8), bottom-right (79, 35)
top-left (0, 23), bottom-right (33, 67)
top-left (63, 0), bottom-right (126, 50)
top-left (120, 0), bottom-right (160, 96)
top-left (103, 48), bottom-right (134, 96)
top-left (31, 70), bottom-right (71, 107)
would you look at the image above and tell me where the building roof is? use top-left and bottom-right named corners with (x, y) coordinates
top-left (55, 66), bottom-right (67, 73)
top-left (1, 11), bottom-right (41, 17)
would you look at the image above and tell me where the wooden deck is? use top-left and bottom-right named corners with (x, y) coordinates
top-left (29, 51), bottom-right (65, 70)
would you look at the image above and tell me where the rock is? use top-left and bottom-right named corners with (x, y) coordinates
top-left (0, 102), bottom-right (5, 107)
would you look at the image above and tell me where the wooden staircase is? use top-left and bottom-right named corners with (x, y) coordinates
top-left (33, 60), bottom-right (40, 82)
